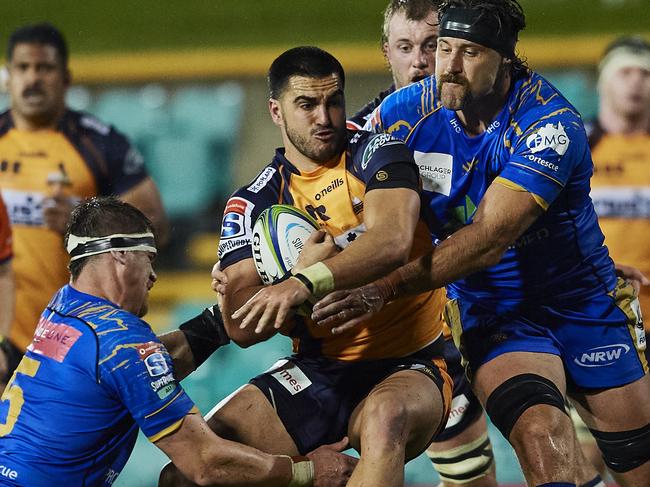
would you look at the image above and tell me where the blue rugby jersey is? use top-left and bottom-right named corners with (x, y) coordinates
top-left (0, 285), bottom-right (195, 486)
top-left (367, 72), bottom-right (616, 308)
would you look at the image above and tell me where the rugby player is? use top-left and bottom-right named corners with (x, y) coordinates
top-left (570, 35), bottom-right (650, 478)
top-left (0, 197), bottom-right (355, 486)
top-left (0, 192), bottom-right (14, 384)
top-left (326, 1), bottom-right (648, 485)
top-left (350, 2), bottom-right (498, 484)
top-left (236, 1), bottom-right (650, 486)
top-left (0, 23), bottom-right (169, 391)
top-left (161, 46), bottom-right (453, 487)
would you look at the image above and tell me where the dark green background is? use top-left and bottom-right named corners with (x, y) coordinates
top-left (3, 0), bottom-right (648, 54)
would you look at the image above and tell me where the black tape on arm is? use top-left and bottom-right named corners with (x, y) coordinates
top-left (178, 306), bottom-right (230, 368)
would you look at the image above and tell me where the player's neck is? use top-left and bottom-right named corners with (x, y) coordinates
top-left (283, 145), bottom-right (340, 174)
top-left (455, 74), bottom-right (511, 137)
top-left (598, 104), bottom-right (650, 135)
top-left (11, 106), bottom-right (65, 131)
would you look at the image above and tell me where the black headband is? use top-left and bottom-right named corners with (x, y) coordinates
top-left (439, 7), bottom-right (516, 58)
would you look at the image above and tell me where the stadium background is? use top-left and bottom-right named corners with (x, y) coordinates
top-left (2, 1), bottom-right (648, 485)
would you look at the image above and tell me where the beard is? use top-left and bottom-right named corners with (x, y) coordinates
top-left (437, 73), bottom-right (473, 110)
top-left (284, 122), bottom-right (346, 163)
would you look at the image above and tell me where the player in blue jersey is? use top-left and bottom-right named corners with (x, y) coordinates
top-left (0, 197), bottom-right (355, 487)
top-left (308, 1), bottom-right (650, 486)
top-left (348, 2), bottom-right (500, 485)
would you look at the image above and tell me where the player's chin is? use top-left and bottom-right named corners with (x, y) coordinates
top-left (138, 301), bottom-right (149, 318)
top-left (439, 88), bottom-right (468, 110)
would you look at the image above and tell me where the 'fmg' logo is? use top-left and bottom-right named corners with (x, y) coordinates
top-left (573, 344), bottom-right (630, 368)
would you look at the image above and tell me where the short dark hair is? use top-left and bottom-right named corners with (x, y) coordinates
top-left (438, 0), bottom-right (527, 75)
top-left (7, 22), bottom-right (69, 67)
top-left (381, 0), bottom-right (442, 45)
top-left (268, 46), bottom-right (345, 99)
top-left (65, 197), bottom-right (153, 280)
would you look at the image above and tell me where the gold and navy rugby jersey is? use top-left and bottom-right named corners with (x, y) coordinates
top-left (218, 130), bottom-right (443, 361)
top-left (0, 109), bottom-right (149, 349)
top-left (589, 121), bottom-right (650, 319)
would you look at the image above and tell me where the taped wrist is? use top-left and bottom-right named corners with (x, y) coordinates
top-left (374, 270), bottom-right (402, 303)
top-left (286, 456), bottom-right (314, 487)
top-left (292, 262), bottom-right (334, 297)
top-left (178, 305), bottom-right (230, 368)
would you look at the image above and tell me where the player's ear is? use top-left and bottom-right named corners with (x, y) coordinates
top-left (269, 98), bottom-right (283, 127)
top-left (110, 250), bottom-right (128, 265)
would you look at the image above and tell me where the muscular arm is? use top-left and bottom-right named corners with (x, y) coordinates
top-left (222, 259), bottom-right (280, 347)
top-left (320, 187), bottom-right (420, 290)
top-left (121, 177), bottom-right (170, 247)
top-left (156, 413), bottom-right (293, 486)
top-left (158, 331), bottom-right (195, 381)
top-left (397, 183), bottom-right (543, 295)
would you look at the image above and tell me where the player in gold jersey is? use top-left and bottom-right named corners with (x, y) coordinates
top-left (0, 23), bottom-right (169, 390)
top-left (160, 46), bottom-right (452, 487)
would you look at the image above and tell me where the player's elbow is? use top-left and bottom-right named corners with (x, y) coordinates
top-left (223, 324), bottom-right (259, 348)
top-left (383, 236), bottom-right (413, 268)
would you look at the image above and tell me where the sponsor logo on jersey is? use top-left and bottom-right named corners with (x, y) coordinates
top-left (123, 146), bottom-right (145, 175)
top-left (590, 187), bottom-right (650, 218)
top-left (105, 468), bottom-right (119, 485)
top-left (2, 189), bottom-right (45, 226)
top-left (150, 372), bottom-right (177, 399)
top-left (361, 133), bottom-right (401, 170)
top-left (219, 197), bottom-right (254, 257)
top-left (573, 343), bottom-right (630, 367)
top-left (444, 393), bottom-right (470, 429)
top-left (140, 342), bottom-right (177, 398)
top-left (138, 341), bottom-right (170, 377)
top-left (80, 115), bottom-right (110, 136)
top-left (526, 122), bottom-right (570, 156)
top-left (525, 154), bottom-right (559, 172)
top-left (269, 359), bottom-right (312, 395)
top-left (414, 151), bottom-right (453, 196)
top-left (0, 465), bottom-right (18, 481)
top-left (375, 170), bottom-right (388, 182)
top-left (333, 223), bottom-right (367, 249)
top-left (315, 177), bottom-right (344, 201)
top-left (247, 167), bottom-right (276, 193)
top-left (28, 317), bottom-right (83, 363)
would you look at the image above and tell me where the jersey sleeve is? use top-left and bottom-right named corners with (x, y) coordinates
top-left (102, 126), bottom-right (150, 196)
top-left (351, 131), bottom-right (418, 187)
top-left (98, 324), bottom-right (196, 442)
top-left (0, 193), bottom-right (12, 263)
top-left (217, 193), bottom-right (258, 269)
top-left (498, 113), bottom-right (589, 209)
top-left (364, 78), bottom-right (437, 141)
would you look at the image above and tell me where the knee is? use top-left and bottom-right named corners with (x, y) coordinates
top-left (361, 397), bottom-right (410, 442)
top-left (512, 404), bottom-right (570, 447)
top-left (485, 373), bottom-right (568, 442)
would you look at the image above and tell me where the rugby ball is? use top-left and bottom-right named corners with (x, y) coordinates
top-left (252, 204), bottom-right (319, 284)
